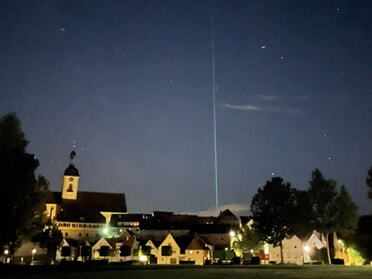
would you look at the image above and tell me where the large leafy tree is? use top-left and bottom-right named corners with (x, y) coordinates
top-left (289, 189), bottom-right (314, 239)
top-left (32, 219), bottom-right (63, 264)
top-left (250, 176), bottom-right (298, 263)
top-left (333, 186), bottom-right (359, 236)
top-left (0, 113), bottom-right (49, 260)
top-left (232, 223), bottom-right (262, 257)
top-left (367, 166), bottom-right (372, 199)
top-left (308, 169), bottom-right (358, 264)
top-left (353, 215), bottom-right (372, 262)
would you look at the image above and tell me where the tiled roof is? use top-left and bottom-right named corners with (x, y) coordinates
top-left (57, 191), bottom-right (127, 223)
top-left (190, 224), bottom-right (233, 234)
top-left (186, 237), bottom-right (209, 250)
top-left (45, 191), bottom-right (62, 204)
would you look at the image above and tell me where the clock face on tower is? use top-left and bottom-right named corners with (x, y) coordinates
top-left (69, 177), bottom-right (74, 182)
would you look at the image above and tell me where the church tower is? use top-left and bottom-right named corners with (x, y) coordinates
top-left (61, 151), bottom-right (79, 200)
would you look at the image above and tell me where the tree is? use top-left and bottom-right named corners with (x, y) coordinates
top-left (308, 169), bottom-right (338, 264)
top-left (333, 186), bottom-right (358, 237)
top-left (308, 169), bottom-right (358, 264)
top-left (367, 166), bottom-right (372, 199)
top-left (31, 219), bottom-right (63, 264)
top-left (250, 176), bottom-right (298, 263)
top-left (353, 215), bottom-right (372, 262)
top-left (232, 223), bottom-right (262, 257)
top-left (289, 190), bottom-right (314, 239)
top-left (0, 113), bottom-right (49, 261)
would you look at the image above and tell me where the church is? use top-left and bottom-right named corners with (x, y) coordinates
top-left (45, 151), bottom-right (127, 242)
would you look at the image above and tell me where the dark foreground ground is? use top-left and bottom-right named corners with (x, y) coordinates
top-left (1, 264), bottom-right (372, 279)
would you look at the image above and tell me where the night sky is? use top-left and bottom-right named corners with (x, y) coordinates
top-left (1, 0), bottom-right (371, 215)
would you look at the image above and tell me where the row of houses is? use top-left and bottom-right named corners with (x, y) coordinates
top-left (1, 154), bottom-right (348, 265)
top-left (8, 210), bottom-right (339, 266)
top-left (59, 230), bottom-right (211, 265)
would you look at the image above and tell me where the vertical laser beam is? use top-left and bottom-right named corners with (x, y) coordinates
top-left (211, 2), bottom-right (219, 209)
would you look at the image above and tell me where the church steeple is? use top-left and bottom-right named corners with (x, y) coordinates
top-left (61, 151), bottom-right (79, 200)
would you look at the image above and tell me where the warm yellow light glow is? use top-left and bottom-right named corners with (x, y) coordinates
top-left (139, 255), bottom-right (147, 262)
top-left (4, 249), bottom-right (9, 255)
top-left (229, 230), bottom-right (236, 237)
top-left (32, 248), bottom-right (37, 254)
top-left (304, 245), bottom-right (310, 253)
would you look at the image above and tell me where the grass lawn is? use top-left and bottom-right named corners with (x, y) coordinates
top-left (1, 264), bottom-right (372, 279)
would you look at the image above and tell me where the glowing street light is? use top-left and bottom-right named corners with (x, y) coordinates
top-left (229, 230), bottom-right (236, 249)
top-left (304, 245), bottom-right (310, 253)
top-left (31, 248), bottom-right (36, 265)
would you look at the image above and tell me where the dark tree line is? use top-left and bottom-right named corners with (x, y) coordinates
top-left (367, 166), bottom-right (372, 199)
top-left (0, 113), bottom-right (51, 262)
top-left (250, 169), bottom-right (359, 264)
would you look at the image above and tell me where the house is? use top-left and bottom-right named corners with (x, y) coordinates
top-left (92, 237), bottom-right (113, 261)
top-left (156, 233), bottom-right (181, 264)
top-left (184, 237), bottom-right (211, 265)
top-left (215, 209), bottom-right (240, 230)
top-left (303, 231), bottom-right (326, 263)
top-left (143, 239), bottom-right (159, 264)
top-left (110, 213), bottom-right (151, 236)
top-left (58, 238), bottom-right (80, 262)
top-left (137, 211), bottom-right (200, 242)
top-left (268, 235), bottom-right (303, 264)
top-left (91, 230), bottom-right (140, 262)
top-left (143, 233), bottom-right (212, 265)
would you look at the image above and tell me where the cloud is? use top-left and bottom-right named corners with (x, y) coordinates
top-left (257, 95), bottom-right (279, 101)
top-left (223, 103), bottom-right (281, 112)
top-left (185, 203), bottom-right (250, 217)
top-left (223, 102), bottom-right (304, 115)
top-left (223, 103), bottom-right (262, 111)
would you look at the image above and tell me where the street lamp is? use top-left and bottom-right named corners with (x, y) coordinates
top-left (31, 248), bottom-right (36, 265)
top-left (229, 230), bottom-right (236, 249)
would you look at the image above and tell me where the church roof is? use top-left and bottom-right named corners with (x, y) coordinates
top-left (56, 191), bottom-right (127, 223)
top-left (64, 164), bottom-right (79, 176)
top-left (45, 191), bottom-right (62, 204)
